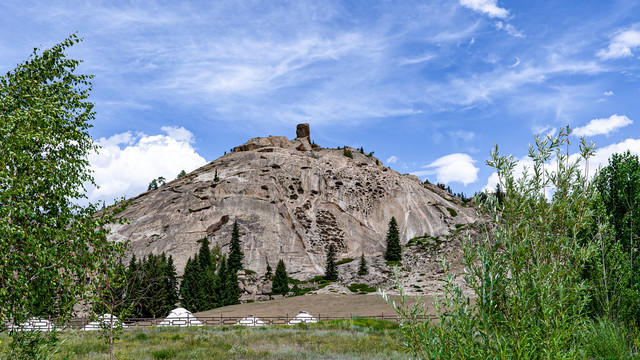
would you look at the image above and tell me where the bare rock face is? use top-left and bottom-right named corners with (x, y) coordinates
top-left (296, 123), bottom-right (310, 140)
top-left (107, 125), bottom-right (478, 284)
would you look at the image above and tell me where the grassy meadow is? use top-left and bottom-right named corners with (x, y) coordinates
top-left (0, 319), bottom-right (409, 359)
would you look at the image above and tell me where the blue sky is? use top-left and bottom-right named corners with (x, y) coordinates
top-left (2, 0), bottom-right (640, 203)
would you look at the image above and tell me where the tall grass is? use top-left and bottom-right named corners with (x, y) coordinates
top-left (0, 320), bottom-right (407, 359)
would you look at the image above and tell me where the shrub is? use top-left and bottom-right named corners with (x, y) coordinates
top-left (384, 127), bottom-right (597, 359)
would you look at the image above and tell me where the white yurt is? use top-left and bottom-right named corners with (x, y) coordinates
top-left (235, 315), bottom-right (266, 327)
top-left (158, 307), bottom-right (203, 327)
top-left (11, 318), bottom-right (55, 332)
top-left (288, 311), bottom-right (318, 325)
top-left (82, 314), bottom-right (127, 331)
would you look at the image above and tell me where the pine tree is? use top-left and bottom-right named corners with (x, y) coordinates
top-left (197, 238), bottom-right (212, 271)
top-left (214, 169), bottom-right (220, 182)
top-left (357, 253), bottom-right (369, 276)
top-left (224, 266), bottom-right (241, 306)
top-left (213, 255), bottom-right (228, 306)
top-left (265, 262), bottom-right (272, 279)
top-left (139, 254), bottom-right (165, 318)
top-left (164, 255), bottom-right (179, 311)
top-left (324, 244), bottom-right (338, 281)
top-left (180, 257), bottom-right (200, 312)
top-left (228, 220), bottom-right (244, 274)
top-left (384, 217), bottom-right (402, 261)
top-left (272, 260), bottom-right (289, 295)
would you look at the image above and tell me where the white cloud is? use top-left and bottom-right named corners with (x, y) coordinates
top-left (573, 114), bottom-right (632, 137)
top-left (482, 138), bottom-right (640, 193)
top-left (495, 21), bottom-right (525, 38)
top-left (412, 153), bottom-right (479, 185)
top-left (87, 127), bottom-right (207, 203)
top-left (603, 90), bottom-right (613, 96)
top-left (460, 0), bottom-right (509, 18)
top-left (597, 25), bottom-right (640, 59)
top-left (386, 156), bottom-right (399, 164)
top-left (160, 126), bottom-right (195, 143)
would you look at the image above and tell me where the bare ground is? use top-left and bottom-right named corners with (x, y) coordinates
top-left (194, 292), bottom-right (436, 319)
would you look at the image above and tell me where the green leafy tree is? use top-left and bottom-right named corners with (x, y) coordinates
top-left (92, 248), bottom-right (149, 360)
top-left (343, 147), bottom-right (353, 159)
top-left (0, 34), bottom-right (125, 357)
top-left (384, 217), bottom-right (402, 261)
top-left (324, 244), bottom-right (338, 281)
top-left (357, 253), bottom-right (369, 276)
top-left (228, 220), bottom-right (244, 273)
top-left (177, 169), bottom-right (187, 179)
top-left (272, 260), bottom-right (289, 295)
top-left (586, 151), bottom-right (640, 324)
top-left (384, 127), bottom-right (597, 358)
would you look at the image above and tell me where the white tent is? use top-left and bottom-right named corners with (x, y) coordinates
top-left (288, 311), bottom-right (318, 325)
top-left (82, 314), bottom-right (127, 331)
top-left (235, 315), bottom-right (266, 327)
top-left (10, 318), bottom-right (55, 332)
top-left (158, 307), bottom-right (203, 327)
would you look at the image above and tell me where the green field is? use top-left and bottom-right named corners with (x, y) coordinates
top-left (0, 319), bottom-right (409, 359)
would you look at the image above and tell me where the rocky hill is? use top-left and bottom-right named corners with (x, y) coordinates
top-left (107, 124), bottom-right (478, 296)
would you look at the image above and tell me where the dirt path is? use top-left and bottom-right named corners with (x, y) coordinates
top-left (194, 293), bottom-right (436, 319)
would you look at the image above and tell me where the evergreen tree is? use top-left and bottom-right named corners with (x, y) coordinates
top-left (272, 260), bottom-right (289, 295)
top-left (180, 257), bottom-right (200, 312)
top-left (213, 255), bottom-right (228, 306)
top-left (224, 266), bottom-right (241, 306)
top-left (357, 253), bottom-right (369, 276)
top-left (198, 263), bottom-right (217, 310)
top-left (214, 169), bottom-right (220, 182)
top-left (177, 169), bottom-right (187, 179)
top-left (197, 238), bottom-right (212, 271)
top-left (228, 220), bottom-right (244, 273)
top-left (163, 255), bottom-right (179, 311)
top-left (265, 262), bottom-right (272, 279)
top-left (139, 254), bottom-right (165, 318)
top-left (384, 217), bottom-right (402, 261)
top-left (324, 244), bottom-right (338, 281)
top-left (196, 238), bottom-right (218, 311)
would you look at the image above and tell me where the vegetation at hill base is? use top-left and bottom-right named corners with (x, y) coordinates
top-left (357, 253), bottom-right (369, 276)
top-left (272, 259), bottom-right (289, 295)
top-left (385, 128), bottom-right (640, 359)
top-left (180, 235), bottom-right (242, 313)
top-left (324, 244), bottom-right (338, 281)
top-left (384, 217), bottom-right (402, 262)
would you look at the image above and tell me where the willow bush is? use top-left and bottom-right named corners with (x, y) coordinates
top-left (384, 128), bottom-right (598, 359)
